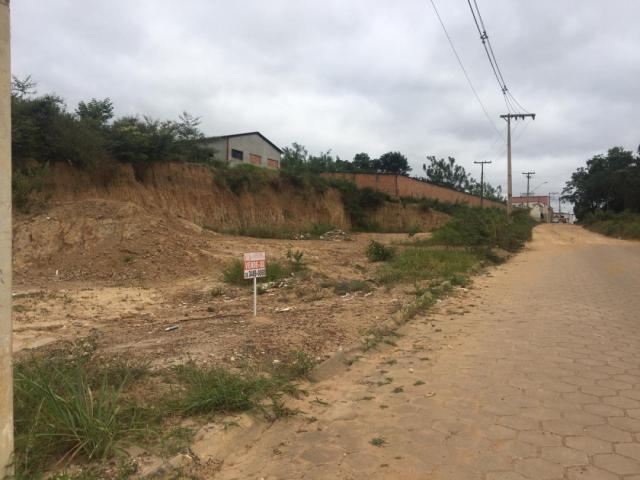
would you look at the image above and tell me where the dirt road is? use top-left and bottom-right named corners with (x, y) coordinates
top-left (215, 225), bottom-right (640, 479)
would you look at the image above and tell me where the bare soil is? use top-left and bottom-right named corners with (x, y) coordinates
top-left (12, 199), bottom-right (430, 368)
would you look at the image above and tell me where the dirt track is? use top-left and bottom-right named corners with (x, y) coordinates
top-left (213, 225), bottom-right (640, 479)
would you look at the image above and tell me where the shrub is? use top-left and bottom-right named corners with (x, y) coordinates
top-left (12, 164), bottom-right (49, 212)
top-left (213, 163), bottom-right (278, 195)
top-left (366, 240), bottom-right (395, 262)
top-left (327, 179), bottom-right (390, 230)
top-left (331, 280), bottom-right (372, 295)
top-left (430, 207), bottom-right (534, 252)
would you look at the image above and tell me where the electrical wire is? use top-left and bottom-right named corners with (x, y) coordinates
top-left (466, 0), bottom-right (530, 114)
top-left (428, 0), bottom-right (503, 140)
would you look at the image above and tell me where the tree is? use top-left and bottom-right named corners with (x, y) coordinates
top-left (378, 151), bottom-right (411, 175)
top-left (353, 152), bottom-right (372, 171)
top-left (425, 156), bottom-right (471, 191)
top-left (563, 146), bottom-right (640, 220)
top-left (11, 75), bottom-right (36, 99)
top-left (76, 98), bottom-right (114, 126)
top-left (281, 142), bottom-right (309, 171)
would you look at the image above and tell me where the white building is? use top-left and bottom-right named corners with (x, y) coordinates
top-left (512, 196), bottom-right (553, 222)
top-left (200, 132), bottom-right (282, 169)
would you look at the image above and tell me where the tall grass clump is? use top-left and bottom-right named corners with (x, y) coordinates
top-left (173, 362), bottom-right (306, 417)
top-left (13, 346), bottom-right (147, 478)
top-left (173, 365), bottom-right (273, 415)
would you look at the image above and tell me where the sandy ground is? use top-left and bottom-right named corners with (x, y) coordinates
top-left (207, 224), bottom-right (640, 480)
top-left (12, 218), bottom-right (429, 368)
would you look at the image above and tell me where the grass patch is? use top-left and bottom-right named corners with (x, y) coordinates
top-left (273, 350), bottom-right (316, 380)
top-left (582, 210), bottom-right (640, 240)
top-left (13, 347), bottom-right (151, 478)
top-left (362, 327), bottom-right (400, 351)
top-left (172, 358), bottom-right (307, 418)
top-left (327, 279), bottom-right (372, 296)
top-left (173, 365), bottom-right (276, 415)
top-left (377, 248), bottom-right (480, 285)
top-left (365, 240), bottom-right (395, 262)
top-left (222, 259), bottom-right (291, 286)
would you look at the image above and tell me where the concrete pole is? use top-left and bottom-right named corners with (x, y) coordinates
top-left (506, 116), bottom-right (512, 215)
top-left (0, 0), bottom-right (12, 477)
top-left (480, 164), bottom-right (484, 208)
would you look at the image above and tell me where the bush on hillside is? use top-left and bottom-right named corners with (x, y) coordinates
top-left (366, 240), bottom-right (395, 262)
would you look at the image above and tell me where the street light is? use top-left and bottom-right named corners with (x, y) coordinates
top-left (529, 181), bottom-right (548, 194)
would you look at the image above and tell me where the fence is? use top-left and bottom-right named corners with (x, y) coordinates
top-left (322, 172), bottom-right (505, 209)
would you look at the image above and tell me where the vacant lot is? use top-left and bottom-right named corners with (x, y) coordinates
top-left (12, 201), bottom-right (439, 369)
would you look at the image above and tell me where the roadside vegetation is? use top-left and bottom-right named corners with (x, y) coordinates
top-left (563, 145), bottom-right (640, 238)
top-left (12, 339), bottom-right (314, 479)
top-left (581, 210), bottom-right (640, 240)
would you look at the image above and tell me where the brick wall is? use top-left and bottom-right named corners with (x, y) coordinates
top-left (323, 173), bottom-right (505, 209)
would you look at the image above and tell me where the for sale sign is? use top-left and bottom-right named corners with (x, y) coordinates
top-left (243, 252), bottom-right (266, 279)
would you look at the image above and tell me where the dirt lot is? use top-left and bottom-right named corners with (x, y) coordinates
top-left (12, 200), bottom-right (431, 368)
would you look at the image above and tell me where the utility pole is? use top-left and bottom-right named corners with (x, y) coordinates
top-left (522, 171), bottom-right (535, 208)
top-left (0, 0), bottom-right (12, 477)
top-left (500, 113), bottom-right (536, 214)
top-left (474, 160), bottom-right (492, 208)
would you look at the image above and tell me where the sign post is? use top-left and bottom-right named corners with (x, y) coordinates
top-left (243, 252), bottom-right (266, 316)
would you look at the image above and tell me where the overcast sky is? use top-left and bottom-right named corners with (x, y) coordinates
top-left (11, 1), bottom-right (640, 204)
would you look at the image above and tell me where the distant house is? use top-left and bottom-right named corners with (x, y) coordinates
top-left (200, 132), bottom-right (283, 169)
top-left (512, 195), bottom-right (553, 222)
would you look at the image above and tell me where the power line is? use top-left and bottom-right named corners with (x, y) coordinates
top-left (466, 0), bottom-right (530, 115)
top-left (428, 0), bottom-right (503, 139)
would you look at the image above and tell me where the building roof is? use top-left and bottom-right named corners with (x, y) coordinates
top-left (512, 195), bottom-right (550, 205)
top-left (203, 131), bottom-right (283, 154)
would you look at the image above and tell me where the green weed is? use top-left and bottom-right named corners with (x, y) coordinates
top-left (365, 240), bottom-right (395, 262)
top-left (370, 437), bottom-right (386, 447)
top-left (377, 248), bottom-right (479, 284)
top-left (330, 280), bottom-right (372, 296)
top-left (13, 350), bottom-right (147, 478)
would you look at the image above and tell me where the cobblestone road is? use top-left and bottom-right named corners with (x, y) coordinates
top-left (216, 225), bottom-right (640, 480)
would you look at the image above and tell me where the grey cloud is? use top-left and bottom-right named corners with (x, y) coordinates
top-left (11, 0), bottom-right (640, 204)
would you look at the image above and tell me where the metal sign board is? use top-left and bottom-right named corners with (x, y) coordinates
top-left (243, 252), bottom-right (266, 280)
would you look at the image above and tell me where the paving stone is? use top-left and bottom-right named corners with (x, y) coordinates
top-left (566, 465), bottom-right (619, 480)
top-left (212, 227), bottom-right (640, 480)
top-left (593, 453), bottom-right (640, 475)
top-left (565, 435), bottom-right (613, 455)
top-left (540, 446), bottom-right (588, 466)
top-left (514, 458), bottom-right (564, 479)
top-left (615, 442), bottom-right (640, 461)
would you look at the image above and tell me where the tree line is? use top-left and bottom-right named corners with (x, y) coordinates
top-left (562, 146), bottom-right (640, 221)
top-left (11, 76), bottom-right (503, 202)
top-left (282, 144), bottom-right (503, 202)
top-left (11, 76), bottom-right (208, 177)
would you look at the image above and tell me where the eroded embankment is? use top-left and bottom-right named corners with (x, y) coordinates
top-left (13, 162), bottom-right (447, 283)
